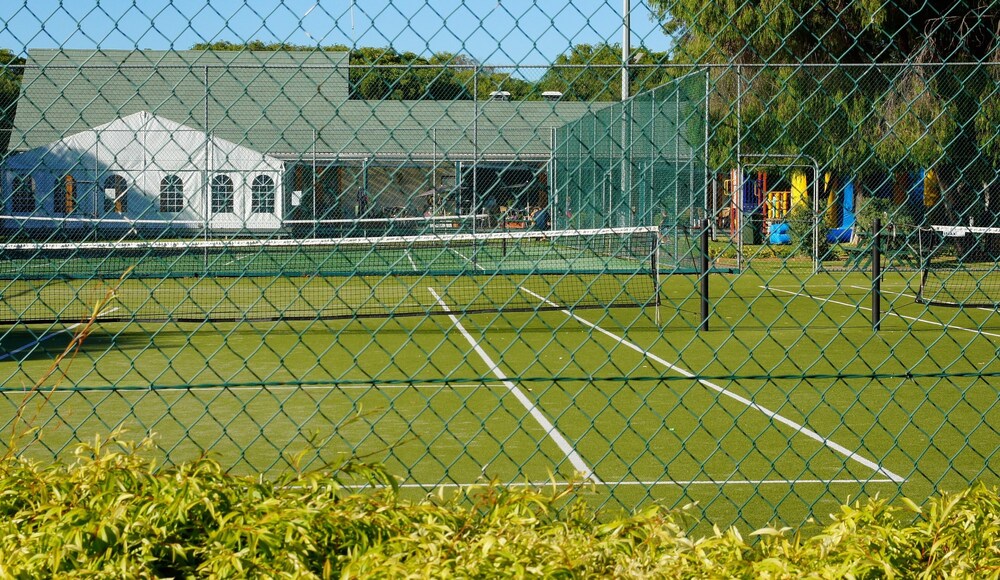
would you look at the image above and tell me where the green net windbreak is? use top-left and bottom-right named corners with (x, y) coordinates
top-left (552, 72), bottom-right (708, 274)
top-left (1, 0), bottom-right (999, 536)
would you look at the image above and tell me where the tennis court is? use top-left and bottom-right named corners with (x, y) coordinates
top-left (0, 34), bottom-right (997, 537)
top-left (3, 260), bottom-right (997, 531)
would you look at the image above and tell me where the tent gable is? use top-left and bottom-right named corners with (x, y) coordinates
top-left (5, 111), bottom-right (282, 174)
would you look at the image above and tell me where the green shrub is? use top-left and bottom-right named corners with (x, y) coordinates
top-left (855, 195), bottom-right (917, 238)
top-left (0, 435), bottom-right (997, 578)
top-left (785, 202), bottom-right (829, 258)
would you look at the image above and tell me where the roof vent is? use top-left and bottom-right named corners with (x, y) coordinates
top-left (489, 90), bottom-right (511, 101)
top-left (542, 91), bottom-right (563, 102)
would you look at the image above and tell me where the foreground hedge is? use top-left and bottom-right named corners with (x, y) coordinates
top-left (0, 438), bottom-right (997, 578)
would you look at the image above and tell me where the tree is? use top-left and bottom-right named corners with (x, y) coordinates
top-left (537, 43), bottom-right (622, 101)
top-left (191, 42), bottom-right (472, 101)
top-left (0, 49), bottom-right (25, 155)
top-left (650, 0), bottom-right (999, 226)
top-left (536, 43), bottom-right (673, 102)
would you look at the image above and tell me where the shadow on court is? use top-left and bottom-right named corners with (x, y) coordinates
top-left (0, 328), bottom-right (157, 362)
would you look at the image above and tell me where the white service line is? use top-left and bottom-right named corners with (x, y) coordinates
top-left (848, 284), bottom-right (996, 312)
top-left (428, 287), bottom-right (599, 484)
top-left (447, 247), bottom-right (485, 271)
top-left (769, 285), bottom-right (1000, 339)
top-left (0, 307), bottom-right (122, 362)
top-left (223, 255), bottom-right (250, 267)
top-left (520, 287), bottom-right (905, 484)
top-left (849, 283), bottom-right (997, 314)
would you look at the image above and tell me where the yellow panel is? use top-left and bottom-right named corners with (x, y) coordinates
top-left (924, 169), bottom-right (940, 207)
top-left (790, 171), bottom-right (807, 208)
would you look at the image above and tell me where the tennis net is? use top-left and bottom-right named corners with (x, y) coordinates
top-left (917, 225), bottom-right (1000, 308)
top-left (0, 226), bottom-right (661, 324)
top-left (0, 213), bottom-right (489, 240)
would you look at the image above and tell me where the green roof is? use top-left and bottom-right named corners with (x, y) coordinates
top-left (11, 49), bottom-right (596, 159)
top-left (272, 100), bottom-right (596, 160)
top-left (12, 49), bottom-right (349, 150)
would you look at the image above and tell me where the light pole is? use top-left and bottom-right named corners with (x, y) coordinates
top-left (622, 0), bottom-right (631, 101)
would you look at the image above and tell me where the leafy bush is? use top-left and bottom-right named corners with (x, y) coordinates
top-left (855, 195), bottom-right (917, 239)
top-left (0, 435), bottom-right (997, 578)
top-left (784, 202), bottom-right (828, 258)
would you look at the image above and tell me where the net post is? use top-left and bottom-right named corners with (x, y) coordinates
top-left (916, 226), bottom-right (928, 304)
top-left (700, 217), bottom-right (710, 331)
top-left (651, 227), bottom-right (661, 326)
top-left (872, 217), bottom-right (882, 331)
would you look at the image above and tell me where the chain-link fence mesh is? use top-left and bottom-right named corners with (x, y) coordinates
top-left (0, 1), bottom-right (998, 531)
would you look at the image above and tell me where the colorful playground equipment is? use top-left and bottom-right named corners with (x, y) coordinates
top-left (826, 177), bottom-right (856, 243)
top-left (728, 169), bottom-right (808, 244)
top-left (728, 169), bottom-right (938, 245)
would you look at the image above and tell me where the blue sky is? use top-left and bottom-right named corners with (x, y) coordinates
top-left (1, 1), bottom-right (672, 69)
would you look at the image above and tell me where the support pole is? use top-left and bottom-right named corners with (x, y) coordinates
top-left (872, 217), bottom-right (882, 331)
top-left (700, 218), bottom-right (710, 331)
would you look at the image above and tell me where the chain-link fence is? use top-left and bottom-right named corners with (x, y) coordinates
top-left (0, 1), bottom-right (997, 531)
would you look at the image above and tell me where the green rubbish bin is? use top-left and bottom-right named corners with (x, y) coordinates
top-left (740, 213), bottom-right (763, 245)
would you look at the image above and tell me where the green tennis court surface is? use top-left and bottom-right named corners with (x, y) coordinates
top-left (3, 267), bottom-right (996, 531)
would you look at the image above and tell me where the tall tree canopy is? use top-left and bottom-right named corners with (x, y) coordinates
top-left (651, 0), bottom-right (999, 224)
top-left (0, 49), bottom-right (25, 156)
top-left (537, 43), bottom-right (673, 101)
top-left (191, 40), bottom-right (675, 103)
top-left (191, 41), bottom-right (542, 101)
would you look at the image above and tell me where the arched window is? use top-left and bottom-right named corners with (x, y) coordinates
top-left (54, 175), bottom-right (75, 214)
top-left (251, 175), bottom-right (275, 214)
top-left (102, 174), bottom-right (128, 213)
top-left (160, 174), bottom-right (184, 213)
top-left (12, 175), bottom-right (35, 213)
top-left (211, 174), bottom-right (234, 213)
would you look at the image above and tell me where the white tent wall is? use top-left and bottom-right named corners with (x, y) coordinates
top-left (1, 111), bottom-right (284, 233)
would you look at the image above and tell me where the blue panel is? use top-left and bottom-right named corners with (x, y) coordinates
top-left (769, 222), bottom-right (791, 244)
top-left (827, 227), bottom-right (853, 243)
top-left (742, 175), bottom-right (761, 213)
top-left (841, 181), bottom-right (855, 228)
top-left (909, 170), bottom-right (925, 208)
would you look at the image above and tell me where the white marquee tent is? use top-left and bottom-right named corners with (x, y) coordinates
top-left (2, 111), bottom-right (284, 232)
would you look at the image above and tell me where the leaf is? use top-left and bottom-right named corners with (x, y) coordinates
top-left (901, 497), bottom-right (922, 515)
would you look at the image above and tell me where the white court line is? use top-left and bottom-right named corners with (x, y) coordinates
top-left (767, 285), bottom-right (1000, 339)
top-left (448, 247), bottom-right (485, 271)
top-left (383, 477), bottom-right (899, 490)
top-left (520, 287), bottom-right (905, 484)
top-left (3, 382), bottom-right (512, 394)
top-left (849, 284), bottom-right (996, 314)
top-left (0, 307), bottom-right (122, 362)
top-left (223, 253), bottom-right (251, 267)
top-left (223, 382), bottom-right (509, 392)
top-left (428, 287), bottom-right (599, 484)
